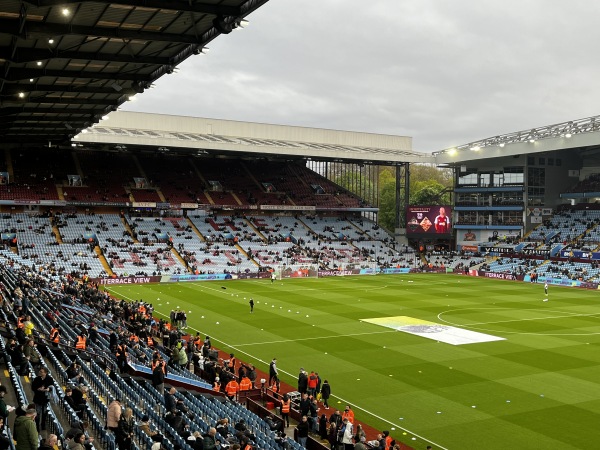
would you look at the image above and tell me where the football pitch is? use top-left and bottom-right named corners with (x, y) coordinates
top-left (106, 274), bottom-right (600, 449)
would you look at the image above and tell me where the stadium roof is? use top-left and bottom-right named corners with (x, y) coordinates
top-left (0, 0), bottom-right (268, 145)
top-left (434, 114), bottom-right (600, 165)
top-left (73, 111), bottom-right (433, 164)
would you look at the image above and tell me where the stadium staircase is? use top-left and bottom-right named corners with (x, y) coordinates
top-left (125, 187), bottom-right (134, 203)
top-left (95, 246), bottom-right (115, 276)
top-left (52, 222), bottom-right (64, 244)
top-left (121, 216), bottom-right (139, 243)
top-left (240, 161), bottom-right (267, 193)
top-left (244, 219), bottom-right (268, 242)
top-left (56, 185), bottom-right (66, 201)
top-left (229, 192), bottom-right (244, 205)
top-left (347, 220), bottom-right (368, 237)
top-left (170, 247), bottom-right (193, 273)
top-left (157, 189), bottom-right (168, 202)
top-left (189, 159), bottom-right (215, 205)
top-left (185, 217), bottom-right (207, 241)
top-left (234, 243), bottom-right (260, 267)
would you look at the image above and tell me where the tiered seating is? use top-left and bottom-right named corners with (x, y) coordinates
top-left (484, 258), bottom-right (542, 276)
top-left (0, 257), bottom-right (296, 450)
top-left (568, 174), bottom-right (600, 193)
top-left (129, 189), bottom-right (162, 202)
top-left (0, 213), bottom-right (104, 277)
top-left (428, 253), bottom-right (485, 270)
top-left (0, 149), bottom-right (70, 201)
top-left (528, 210), bottom-right (600, 244)
top-left (74, 151), bottom-right (134, 202)
top-left (534, 261), bottom-right (600, 281)
top-left (139, 154), bottom-right (211, 205)
top-left (187, 215), bottom-right (258, 273)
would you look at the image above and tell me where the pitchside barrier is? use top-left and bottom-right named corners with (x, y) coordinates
top-left (90, 267), bottom-right (600, 290)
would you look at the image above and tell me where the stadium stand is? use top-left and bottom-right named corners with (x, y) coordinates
top-left (0, 255), bottom-right (320, 450)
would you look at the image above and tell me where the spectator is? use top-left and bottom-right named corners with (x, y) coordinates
top-left (23, 339), bottom-right (40, 372)
top-left (6, 338), bottom-right (27, 376)
top-left (0, 417), bottom-right (10, 450)
top-left (152, 358), bottom-right (167, 395)
top-left (65, 421), bottom-right (94, 449)
top-left (38, 434), bottom-right (58, 450)
top-left (106, 398), bottom-right (121, 432)
top-left (327, 423), bottom-right (338, 450)
top-left (321, 379), bottom-right (331, 409)
top-left (319, 414), bottom-right (328, 440)
top-left (269, 358), bottom-right (278, 386)
top-left (67, 432), bottom-right (85, 450)
top-left (13, 405), bottom-right (37, 450)
top-left (0, 386), bottom-right (14, 426)
top-left (203, 427), bottom-right (219, 450)
top-left (116, 407), bottom-right (134, 450)
top-left (340, 418), bottom-right (353, 450)
top-left (31, 367), bottom-right (54, 431)
top-left (354, 436), bottom-right (368, 450)
top-left (164, 387), bottom-right (177, 412)
top-left (66, 362), bottom-right (83, 385)
top-left (64, 388), bottom-right (85, 419)
top-left (296, 416), bottom-right (309, 448)
top-left (298, 369), bottom-right (308, 394)
top-left (139, 415), bottom-right (157, 437)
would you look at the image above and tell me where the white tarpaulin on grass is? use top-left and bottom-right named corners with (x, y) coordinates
top-left (361, 316), bottom-right (505, 345)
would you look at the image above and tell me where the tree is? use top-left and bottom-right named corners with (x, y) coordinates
top-left (377, 164), bottom-right (452, 232)
top-left (333, 169), bottom-right (376, 205)
top-left (378, 170), bottom-right (397, 232)
top-left (410, 181), bottom-right (451, 205)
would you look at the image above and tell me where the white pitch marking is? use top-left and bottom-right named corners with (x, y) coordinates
top-left (109, 285), bottom-right (448, 450)
top-left (233, 330), bottom-right (396, 347)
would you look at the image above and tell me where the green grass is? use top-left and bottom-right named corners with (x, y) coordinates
top-left (105, 274), bottom-right (600, 449)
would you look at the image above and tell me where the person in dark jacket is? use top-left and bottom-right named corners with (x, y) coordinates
top-left (203, 427), bottom-right (219, 450)
top-left (299, 393), bottom-right (310, 417)
top-left (321, 379), bottom-right (331, 409)
top-left (116, 407), bottom-right (134, 450)
top-left (31, 367), bottom-right (54, 431)
top-left (164, 387), bottom-right (177, 412)
top-left (0, 386), bottom-right (12, 427)
top-left (152, 360), bottom-right (166, 395)
top-left (296, 416), bottom-right (309, 448)
top-left (297, 369), bottom-right (308, 394)
top-left (37, 433), bottom-right (58, 450)
top-left (319, 414), bottom-right (328, 440)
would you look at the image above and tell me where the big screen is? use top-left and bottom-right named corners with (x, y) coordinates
top-left (406, 205), bottom-right (452, 236)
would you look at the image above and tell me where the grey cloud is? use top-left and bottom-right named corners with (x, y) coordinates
top-left (125, 0), bottom-right (600, 152)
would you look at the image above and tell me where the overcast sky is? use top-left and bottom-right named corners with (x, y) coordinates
top-left (123, 0), bottom-right (600, 153)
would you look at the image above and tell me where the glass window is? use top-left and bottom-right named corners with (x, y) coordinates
top-left (458, 172), bottom-right (478, 186)
top-left (480, 173), bottom-right (491, 187)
